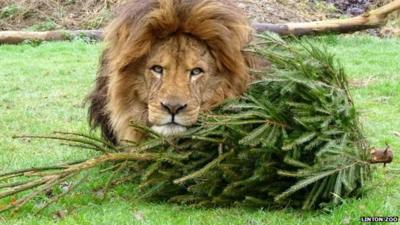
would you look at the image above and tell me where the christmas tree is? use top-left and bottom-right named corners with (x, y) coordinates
top-left (2, 33), bottom-right (390, 213)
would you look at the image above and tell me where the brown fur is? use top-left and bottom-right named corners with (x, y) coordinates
top-left (86, 0), bottom-right (254, 144)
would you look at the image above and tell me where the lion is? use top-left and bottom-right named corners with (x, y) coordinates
top-left (86, 0), bottom-right (256, 145)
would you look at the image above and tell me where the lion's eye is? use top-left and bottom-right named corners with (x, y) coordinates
top-left (190, 68), bottom-right (204, 76)
top-left (151, 65), bottom-right (163, 74)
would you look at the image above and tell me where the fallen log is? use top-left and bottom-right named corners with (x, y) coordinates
top-left (253, 0), bottom-right (400, 35)
top-left (0, 0), bottom-right (399, 44)
top-left (0, 30), bottom-right (103, 44)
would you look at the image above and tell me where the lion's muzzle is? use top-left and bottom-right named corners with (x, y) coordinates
top-left (149, 96), bottom-right (199, 136)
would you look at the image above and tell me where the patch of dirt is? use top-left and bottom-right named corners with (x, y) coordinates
top-left (0, 0), bottom-right (335, 31)
top-left (237, 0), bottom-right (336, 23)
top-left (325, 0), bottom-right (372, 15)
top-left (0, 0), bottom-right (120, 31)
top-left (0, 0), bottom-right (398, 35)
top-left (349, 76), bottom-right (377, 88)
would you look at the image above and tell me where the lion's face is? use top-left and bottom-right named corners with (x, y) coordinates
top-left (87, 0), bottom-right (253, 144)
top-left (144, 35), bottom-right (218, 136)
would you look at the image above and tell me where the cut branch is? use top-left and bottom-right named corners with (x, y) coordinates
top-left (369, 144), bottom-right (394, 166)
top-left (253, 0), bottom-right (400, 35)
top-left (0, 152), bottom-right (157, 213)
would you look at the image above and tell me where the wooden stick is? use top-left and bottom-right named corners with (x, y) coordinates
top-left (0, 30), bottom-right (103, 44)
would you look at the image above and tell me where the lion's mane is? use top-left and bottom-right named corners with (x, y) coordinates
top-left (87, 0), bottom-right (253, 144)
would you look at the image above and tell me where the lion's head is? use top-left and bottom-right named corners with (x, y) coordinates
top-left (87, 0), bottom-right (254, 144)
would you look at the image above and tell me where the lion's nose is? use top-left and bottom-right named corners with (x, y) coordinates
top-left (161, 101), bottom-right (187, 115)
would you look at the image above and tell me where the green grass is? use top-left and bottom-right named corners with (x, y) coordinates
top-left (0, 36), bottom-right (399, 225)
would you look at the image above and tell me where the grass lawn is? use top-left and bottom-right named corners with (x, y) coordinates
top-left (0, 35), bottom-right (399, 225)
